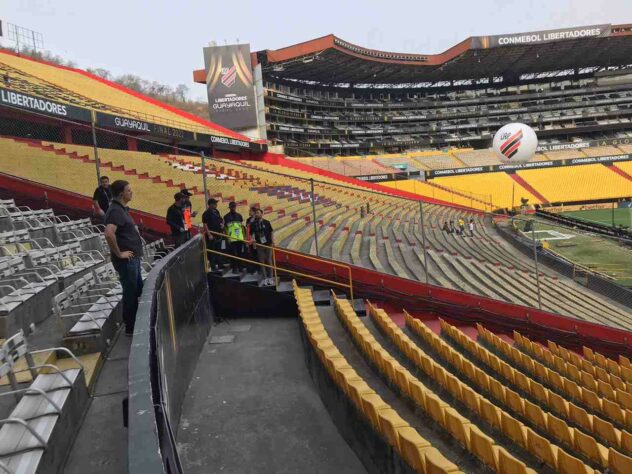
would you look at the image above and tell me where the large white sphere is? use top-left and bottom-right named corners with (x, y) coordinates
top-left (493, 123), bottom-right (538, 163)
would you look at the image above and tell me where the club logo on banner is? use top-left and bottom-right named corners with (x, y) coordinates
top-left (203, 43), bottom-right (258, 131)
top-left (220, 65), bottom-right (238, 88)
top-left (500, 129), bottom-right (523, 159)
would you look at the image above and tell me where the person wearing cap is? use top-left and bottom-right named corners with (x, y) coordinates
top-left (180, 188), bottom-right (197, 239)
top-left (166, 192), bottom-right (188, 248)
top-left (224, 201), bottom-right (245, 273)
top-left (202, 198), bottom-right (224, 271)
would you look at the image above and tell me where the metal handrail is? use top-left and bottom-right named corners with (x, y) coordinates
top-left (204, 229), bottom-right (354, 301)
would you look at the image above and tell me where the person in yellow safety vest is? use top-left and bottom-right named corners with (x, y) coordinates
top-left (223, 201), bottom-right (245, 273)
top-left (180, 188), bottom-right (198, 239)
top-left (458, 217), bottom-right (465, 236)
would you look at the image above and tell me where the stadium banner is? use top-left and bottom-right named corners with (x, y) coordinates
top-left (95, 112), bottom-right (195, 140)
top-left (425, 155), bottom-right (631, 178)
top-left (537, 137), bottom-right (632, 152)
top-left (203, 43), bottom-right (258, 131)
top-left (472, 24), bottom-right (611, 49)
top-left (354, 170), bottom-right (421, 182)
top-left (0, 87), bottom-right (92, 122)
top-left (197, 132), bottom-right (263, 151)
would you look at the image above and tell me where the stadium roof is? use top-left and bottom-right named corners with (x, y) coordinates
top-left (194, 24), bottom-right (632, 86)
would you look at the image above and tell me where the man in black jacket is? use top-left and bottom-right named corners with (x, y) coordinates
top-left (166, 192), bottom-right (188, 248)
top-left (202, 198), bottom-right (223, 270)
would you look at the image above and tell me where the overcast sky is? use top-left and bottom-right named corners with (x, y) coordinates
top-left (3, 0), bottom-right (631, 100)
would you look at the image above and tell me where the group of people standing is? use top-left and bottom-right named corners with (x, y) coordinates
top-left (202, 200), bottom-right (275, 286)
top-left (442, 217), bottom-right (475, 237)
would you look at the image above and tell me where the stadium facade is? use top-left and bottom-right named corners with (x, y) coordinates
top-left (195, 24), bottom-right (632, 155)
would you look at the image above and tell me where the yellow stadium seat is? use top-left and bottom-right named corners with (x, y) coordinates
top-left (488, 378), bottom-right (506, 404)
top-left (469, 426), bottom-right (499, 471)
top-left (593, 416), bottom-right (621, 448)
top-left (598, 380), bottom-right (616, 400)
top-left (608, 447), bottom-right (632, 474)
top-left (603, 399), bottom-right (625, 426)
top-left (548, 370), bottom-right (566, 392)
top-left (611, 375), bottom-right (625, 392)
top-left (346, 379), bottom-right (376, 408)
top-left (556, 448), bottom-right (595, 474)
top-left (497, 446), bottom-right (537, 474)
top-left (580, 370), bottom-right (597, 392)
top-left (621, 430), bottom-right (632, 453)
top-left (617, 389), bottom-right (632, 411)
top-left (573, 428), bottom-right (609, 468)
top-left (409, 381), bottom-right (427, 411)
top-left (564, 379), bottom-right (583, 401)
top-left (461, 385), bottom-right (481, 414)
top-left (621, 367), bottom-right (632, 383)
top-left (433, 364), bottom-right (448, 390)
top-left (621, 356), bottom-right (631, 369)
top-left (524, 399), bottom-right (547, 431)
top-left (361, 393), bottom-right (389, 430)
top-left (534, 362), bottom-right (549, 384)
top-left (505, 389), bottom-right (525, 416)
top-left (479, 398), bottom-right (502, 431)
top-left (425, 393), bottom-right (447, 427)
top-left (526, 427), bottom-right (558, 469)
top-left (500, 412), bottom-right (528, 450)
top-left (445, 373), bottom-right (462, 402)
top-left (500, 361), bottom-right (515, 384)
top-left (474, 367), bottom-right (490, 393)
top-left (581, 359), bottom-right (595, 377)
top-left (514, 371), bottom-right (531, 394)
top-left (569, 403), bottom-right (594, 433)
top-left (529, 381), bottom-right (549, 405)
top-left (378, 409), bottom-right (409, 452)
top-left (444, 408), bottom-right (471, 449)
top-left (394, 368), bottom-right (412, 395)
top-left (607, 360), bottom-right (621, 378)
top-left (423, 447), bottom-right (462, 474)
top-left (398, 426), bottom-right (432, 472)
top-left (547, 413), bottom-right (574, 449)
top-left (581, 389), bottom-right (602, 413)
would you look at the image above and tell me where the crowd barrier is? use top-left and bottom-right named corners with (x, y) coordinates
top-left (128, 235), bottom-right (213, 474)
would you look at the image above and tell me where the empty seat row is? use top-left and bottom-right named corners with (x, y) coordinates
top-left (423, 318), bottom-right (632, 473)
top-left (292, 283), bottom-right (461, 474)
top-left (0, 331), bottom-right (89, 474)
top-left (513, 331), bottom-right (632, 412)
top-left (479, 325), bottom-right (632, 434)
top-left (335, 296), bottom-right (538, 473)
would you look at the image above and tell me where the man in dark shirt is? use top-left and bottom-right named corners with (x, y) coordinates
top-left (251, 208), bottom-right (274, 286)
top-left (104, 180), bottom-right (144, 336)
top-left (93, 175), bottom-right (112, 223)
top-left (202, 198), bottom-right (223, 271)
top-left (166, 192), bottom-right (188, 248)
top-left (223, 201), bottom-right (245, 272)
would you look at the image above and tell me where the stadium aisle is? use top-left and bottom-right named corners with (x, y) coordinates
top-left (64, 333), bottom-right (131, 473)
top-left (177, 317), bottom-right (366, 473)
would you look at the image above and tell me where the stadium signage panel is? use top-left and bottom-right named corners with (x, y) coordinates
top-left (472, 24), bottom-right (610, 49)
top-left (197, 132), bottom-right (262, 151)
top-left (0, 87), bottom-right (92, 122)
top-left (569, 154), bottom-right (630, 165)
top-left (96, 112), bottom-right (195, 140)
top-left (425, 155), bottom-right (632, 178)
top-left (203, 43), bottom-right (258, 131)
top-left (354, 170), bottom-right (421, 182)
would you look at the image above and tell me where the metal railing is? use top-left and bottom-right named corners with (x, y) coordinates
top-left (203, 230), bottom-right (354, 300)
